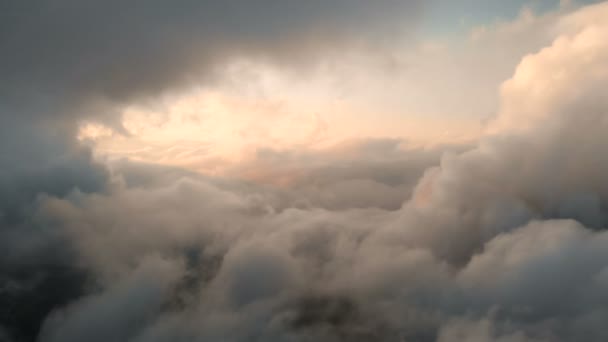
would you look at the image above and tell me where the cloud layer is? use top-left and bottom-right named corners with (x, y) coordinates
top-left (3, 1), bottom-right (608, 342)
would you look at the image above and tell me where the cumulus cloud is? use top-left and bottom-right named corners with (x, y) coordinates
top-left (3, 1), bottom-right (608, 342)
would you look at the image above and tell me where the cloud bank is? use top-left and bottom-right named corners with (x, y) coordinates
top-left (3, 1), bottom-right (608, 342)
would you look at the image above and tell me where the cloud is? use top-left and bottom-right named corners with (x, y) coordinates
top-left (0, 0), bottom-right (424, 107)
top-left (0, 3), bottom-right (425, 338)
top-left (39, 256), bottom-right (185, 342)
top-left (3, 1), bottom-right (608, 342)
top-left (74, 1), bottom-right (584, 164)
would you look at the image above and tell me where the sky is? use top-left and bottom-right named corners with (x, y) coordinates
top-left (3, 1), bottom-right (608, 341)
top-left (424, 0), bottom-right (564, 33)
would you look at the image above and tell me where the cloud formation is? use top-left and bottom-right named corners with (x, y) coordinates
top-left (3, 1), bottom-right (608, 342)
top-left (1, 0), bottom-right (423, 105)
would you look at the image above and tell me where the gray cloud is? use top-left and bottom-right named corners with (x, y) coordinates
top-left (0, 0), bottom-right (424, 108)
top-left (217, 139), bottom-right (469, 211)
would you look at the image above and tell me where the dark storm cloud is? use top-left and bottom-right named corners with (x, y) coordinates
top-left (0, 0), bottom-right (423, 107)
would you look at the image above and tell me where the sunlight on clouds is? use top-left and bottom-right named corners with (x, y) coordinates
top-left (80, 0), bottom-right (590, 176)
top-left (77, 123), bottom-right (114, 141)
top-left (79, 6), bottom-right (583, 175)
top-left (90, 89), bottom-right (333, 172)
top-left (79, 58), bottom-right (483, 175)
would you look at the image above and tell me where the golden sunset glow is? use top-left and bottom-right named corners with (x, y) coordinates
top-left (79, 60), bottom-right (484, 175)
